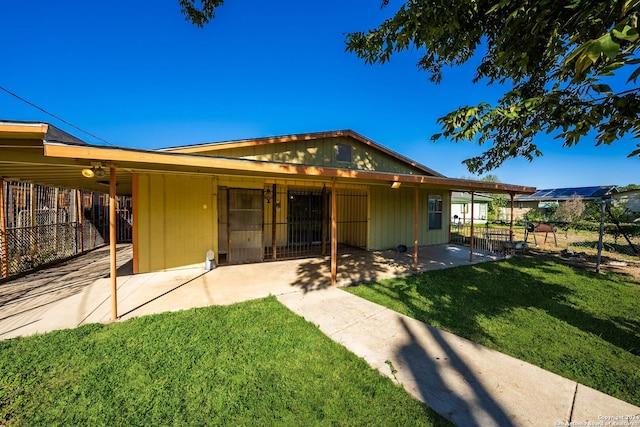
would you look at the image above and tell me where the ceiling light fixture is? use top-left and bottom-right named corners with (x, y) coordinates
top-left (81, 168), bottom-right (95, 178)
top-left (81, 165), bottom-right (107, 178)
top-left (391, 181), bottom-right (401, 189)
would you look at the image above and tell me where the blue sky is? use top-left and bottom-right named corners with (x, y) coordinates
top-left (2, 0), bottom-right (638, 189)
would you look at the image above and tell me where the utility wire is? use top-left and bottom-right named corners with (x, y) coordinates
top-left (0, 85), bottom-right (116, 146)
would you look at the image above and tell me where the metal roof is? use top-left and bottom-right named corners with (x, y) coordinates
top-left (514, 186), bottom-right (617, 202)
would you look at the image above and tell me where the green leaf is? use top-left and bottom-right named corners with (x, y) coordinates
top-left (612, 25), bottom-right (639, 42)
top-left (627, 65), bottom-right (640, 83)
top-left (591, 84), bottom-right (613, 93)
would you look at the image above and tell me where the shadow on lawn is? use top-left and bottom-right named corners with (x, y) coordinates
top-left (373, 256), bottom-right (640, 357)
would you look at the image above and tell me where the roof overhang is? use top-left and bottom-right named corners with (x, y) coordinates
top-left (41, 142), bottom-right (534, 194)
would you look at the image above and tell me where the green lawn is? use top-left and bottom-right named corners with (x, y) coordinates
top-left (345, 256), bottom-right (640, 406)
top-left (0, 297), bottom-right (450, 426)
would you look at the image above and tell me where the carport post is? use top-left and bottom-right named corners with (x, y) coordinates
top-left (109, 167), bottom-right (118, 320)
top-left (469, 192), bottom-right (475, 262)
top-left (414, 185), bottom-right (419, 270)
top-left (331, 179), bottom-right (337, 286)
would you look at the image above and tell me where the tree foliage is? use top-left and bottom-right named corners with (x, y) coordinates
top-left (345, 0), bottom-right (640, 173)
top-left (179, 0), bottom-right (225, 27)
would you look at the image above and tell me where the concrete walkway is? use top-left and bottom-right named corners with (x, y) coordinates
top-left (1, 244), bottom-right (638, 426)
top-left (277, 288), bottom-right (640, 426)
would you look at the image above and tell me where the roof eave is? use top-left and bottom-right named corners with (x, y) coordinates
top-left (43, 142), bottom-right (535, 194)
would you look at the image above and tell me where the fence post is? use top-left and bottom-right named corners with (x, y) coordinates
top-left (0, 179), bottom-right (8, 278)
top-left (469, 192), bottom-right (475, 262)
top-left (596, 200), bottom-right (607, 273)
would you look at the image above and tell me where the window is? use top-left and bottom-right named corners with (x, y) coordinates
top-left (428, 194), bottom-right (443, 230)
top-left (335, 143), bottom-right (352, 163)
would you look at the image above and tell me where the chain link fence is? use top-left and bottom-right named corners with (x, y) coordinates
top-left (451, 221), bottom-right (640, 262)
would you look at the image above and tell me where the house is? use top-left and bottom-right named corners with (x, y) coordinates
top-left (0, 121), bottom-right (535, 290)
top-left (450, 192), bottom-right (493, 224)
top-left (610, 189), bottom-right (640, 220)
top-left (512, 186), bottom-right (618, 220)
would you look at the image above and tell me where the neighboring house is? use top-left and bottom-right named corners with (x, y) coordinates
top-left (610, 189), bottom-right (640, 220)
top-left (451, 192), bottom-right (492, 224)
top-left (0, 121), bottom-right (535, 278)
top-left (512, 186), bottom-right (618, 220)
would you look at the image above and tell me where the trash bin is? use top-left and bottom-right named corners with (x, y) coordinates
top-left (205, 250), bottom-right (216, 270)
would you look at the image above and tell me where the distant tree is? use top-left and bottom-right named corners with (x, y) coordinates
top-left (344, 1), bottom-right (640, 174)
top-left (555, 195), bottom-right (586, 225)
top-left (460, 174), bottom-right (508, 221)
top-left (618, 183), bottom-right (640, 191)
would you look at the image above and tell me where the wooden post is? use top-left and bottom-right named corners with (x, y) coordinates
top-left (469, 192), bottom-right (475, 262)
top-left (271, 184), bottom-right (277, 260)
top-left (131, 173), bottom-right (139, 274)
top-left (109, 168), bottom-right (118, 320)
top-left (321, 186), bottom-right (327, 256)
top-left (76, 190), bottom-right (84, 253)
top-left (509, 193), bottom-right (515, 242)
top-left (414, 185), bottom-right (419, 270)
top-left (0, 179), bottom-right (9, 278)
top-left (331, 179), bottom-right (337, 286)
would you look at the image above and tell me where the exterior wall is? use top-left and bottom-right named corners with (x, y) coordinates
top-left (136, 174), bottom-right (217, 272)
top-left (616, 193), bottom-right (640, 214)
top-left (135, 173), bottom-right (452, 272)
top-left (369, 186), bottom-right (450, 250)
top-left (200, 136), bottom-right (426, 175)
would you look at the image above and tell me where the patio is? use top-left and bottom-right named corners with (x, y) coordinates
top-left (0, 243), bottom-right (499, 340)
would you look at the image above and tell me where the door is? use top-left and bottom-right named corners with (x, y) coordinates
top-left (287, 191), bottom-right (324, 248)
top-left (228, 189), bottom-right (264, 264)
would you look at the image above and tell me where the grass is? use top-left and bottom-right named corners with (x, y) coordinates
top-left (345, 256), bottom-right (640, 407)
top-left (0, 297), bottom-right (450, 426)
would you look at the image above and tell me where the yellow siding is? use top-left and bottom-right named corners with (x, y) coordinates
top-left (369, 186), bottom-right (450, 250)
top-left (200, 136), bottom-right (425, 175)
top-left (136, 174), bottom-right (216, 272)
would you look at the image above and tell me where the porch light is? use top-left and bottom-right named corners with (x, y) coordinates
top-left (391, 181), bottom-right (401, 189)
top-left (81, 166), bottom-right (107, 178)
top-left (264, 188), bottom-right (273, 203)
top-left (94, 167), bottom-right (106, 178)
top-left (81, 168), bottom-right (95, 178)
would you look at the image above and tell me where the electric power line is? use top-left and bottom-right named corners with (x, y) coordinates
top-left (0, 85), bottom-right (116, 146)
